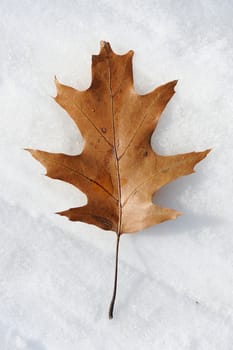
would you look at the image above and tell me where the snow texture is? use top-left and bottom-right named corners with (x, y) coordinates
top-left (0, 0), bottom-right (233, 349)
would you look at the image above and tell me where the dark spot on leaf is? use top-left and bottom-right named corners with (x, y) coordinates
top-left (92, 215), bottom-right (112, 229)
top-left (91, 78), bottom-right (101, 89)
top-left (101, 127), bottom-right (107, 133)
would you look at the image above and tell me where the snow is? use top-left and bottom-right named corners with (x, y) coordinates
top-left (0, 0), bottom-right (233, 349)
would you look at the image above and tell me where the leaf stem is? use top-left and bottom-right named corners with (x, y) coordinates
top-left (108, 233), bottom-right (121, 319)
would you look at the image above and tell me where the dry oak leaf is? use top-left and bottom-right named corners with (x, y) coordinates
top-left (27, 41), bottom-right (210, 318)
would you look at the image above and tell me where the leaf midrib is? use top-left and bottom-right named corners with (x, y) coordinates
top-left (105, 48), bottom-right (122, 234)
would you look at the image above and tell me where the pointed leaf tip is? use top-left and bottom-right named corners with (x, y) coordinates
top-left (167, 79), bottom-right (178, 92)
top-left (172, 79), bottom-right (178, 89)
top-left (100, 40), bottom-right (113, 54)
top-left (54, 75), bottom-right (60, 87)
top-left (53, 76), bottom-right (64, 99)
top-left (24, 148), bottom-right (34, 155)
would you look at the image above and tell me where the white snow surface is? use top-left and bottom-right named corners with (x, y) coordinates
top-left (1, 0), bottom-right (233, 349)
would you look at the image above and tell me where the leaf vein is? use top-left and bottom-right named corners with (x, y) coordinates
top-left (122, 155), bottom-right (198, 207)
top-left (42, 156), bottom-right (117, 201)
top-left (73, 101), bottom-right (113, 147)
top-left (119, 97), bottom-right (159, 160)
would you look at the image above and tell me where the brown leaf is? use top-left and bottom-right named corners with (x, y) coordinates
top-left (26, 41), bottom-right (210, 318)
